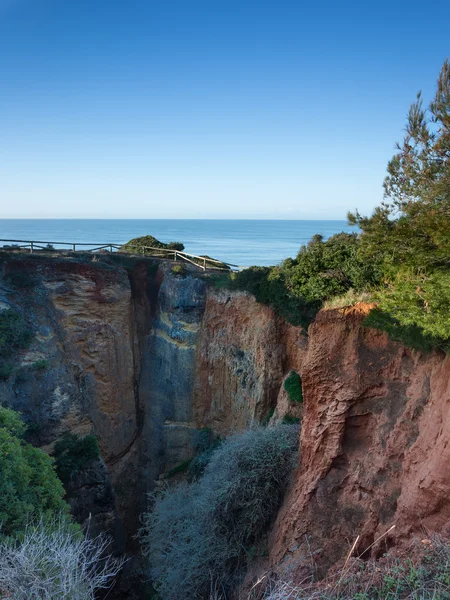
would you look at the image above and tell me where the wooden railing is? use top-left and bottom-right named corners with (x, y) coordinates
top-left (0, 239), bottom-right (240, 271)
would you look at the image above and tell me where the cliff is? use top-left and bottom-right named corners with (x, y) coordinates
top-left (270, 304), bottom-right (450, 579)
top-left (1, 251), bottom-right (449, 594)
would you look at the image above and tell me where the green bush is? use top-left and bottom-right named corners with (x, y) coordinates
top-left (0, 310), bottom-right (33, 359)
top-left (140, 424), bottom-right (299, 600)
top-left (53, 433), bottom-right (100, 483)
top-left (229, 234), bottom-right (381, 329)
top-left (171, 263), bottom-right (187, 277)
top-left (6, 270), bottom-right (38, 289)
top-left (120, 235), bottom-right (185, 254)
top-left (284, 371), bottom-right (303, 403)
top-left (0, 362), bottom-right (13, 380)
top-left (32, 359), bottom-right (49, 371)
top-left (364, 308), bottom-right (450, 354)
top-left (0, 407), bottom-right (70, 538)
top-left (282, 415), bottom-right (300, 425)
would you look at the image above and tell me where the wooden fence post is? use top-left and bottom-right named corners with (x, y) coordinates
top-left (30, 242), bottom-right (34, 254)
top-left (203, 257), bottom-right (206, 270)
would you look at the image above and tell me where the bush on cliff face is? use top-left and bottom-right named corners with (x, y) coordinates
top-left (284, 370), bottom-right (303, 403)
top-left (140, 424), bottom-right (299, 600)
top-left (0, 407), bottom-right (70, 538)
top-left (0, 309), bottom-right (33, 381)
top-left (53, 432), bottom-right (100, 483)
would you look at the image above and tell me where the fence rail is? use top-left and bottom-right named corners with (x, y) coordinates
top-left (0, 239), bottom-right (240, 271)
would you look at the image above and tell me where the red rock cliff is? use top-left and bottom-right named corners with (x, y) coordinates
top-left (270, 303), bottom-right (450, 580)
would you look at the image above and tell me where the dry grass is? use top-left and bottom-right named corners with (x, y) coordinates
top-left (323, 289), bottom-right (374, 310)
top-left (256, 535), bottom-right (450, 600)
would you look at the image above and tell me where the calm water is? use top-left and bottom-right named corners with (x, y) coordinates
top-left (0, 219), bottom-right (355, 267)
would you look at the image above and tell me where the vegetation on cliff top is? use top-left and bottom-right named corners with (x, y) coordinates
top-left (120, 234), bottom-right (185, 253)
top-left (215, 59), bottom-right (450, 353)
top-left (140, 424), bottom-right (299, 600)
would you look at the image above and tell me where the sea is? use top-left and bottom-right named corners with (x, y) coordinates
top-left (0, 219), bottom-right (356, 268)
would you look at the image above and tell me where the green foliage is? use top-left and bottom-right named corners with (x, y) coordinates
top-left (140, 424), bottom-right (299, 600)
top-left (0, 407), bottom-right (70, 538)
top-left (282, 414), bottom-right (300, 425)
top-left (171, 263), bottom-right (187, 277)
top-left (231, 266), bottom-right (316, 328)
top-left (0, 310), bottom-right (33, 359)
top-left (282, 233), bottom-right (382, 303)
top-left (284, 370), bottom-right (303, 403)
top-left (349, 59), bottom-right (450, 352)
top-left (6, 270), bottom-right (38, 288)
top-left (262, 407), bottom-right (275, 427)
top-left (53, 433), bottom-right (100, 483)
top-left (0, 362), bottom-right (13, 380)
top-left (121, 235), bottom-right (185, 254)
top-left (0, 406), bottom-right (27, 437)
top-left (0, 310), bottom-right (33, 381)
top-left (166, 459), bottom-right (192, 479)
top-left (364, 308), bottom-right (450, 354)
top-left (32, 359), bottom-right (49, 371)
top-left (230, 233), bottom-right (381, 329)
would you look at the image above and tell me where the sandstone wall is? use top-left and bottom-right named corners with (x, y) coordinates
top-left (270, 304), bottom-right (450, 581)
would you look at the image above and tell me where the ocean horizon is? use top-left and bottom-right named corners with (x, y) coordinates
top-left (0, 219), bottom-right (356, 267)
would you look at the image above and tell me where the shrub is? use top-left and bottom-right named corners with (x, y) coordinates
top-left (0, 407), bottom-right (70, 538)
top-left (5, 270), bottom-right (38, 289)
top-left (282, 415), bottom-right (300, 425)
top-left (54, 433), bottom-right (100, 483)
top-left (284, 371), bottom-right (303, 403)
top-left (171, 263), bottom-right (187, 277)
top-left (120, 235), bottom-right (185, 254)
top-left (140, 424), bottom-right (299, 600)
top-left (32, 358), bottom-right (49, 371)
top-left (0, 310), bottom-right (33, 359)
top-left (364, 308), bottom-right (450, 354)
top-left (0, 517), bottom-right (124, 600)
top-left (166, 458), bottom-right (192, 479)
top-left (0, 361), bottom-right (13, 380)
top-left (229, 234), bottom-right (381, 329)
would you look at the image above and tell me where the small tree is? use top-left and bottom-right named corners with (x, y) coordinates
top-left (349, 59), bottom-right (450, 346)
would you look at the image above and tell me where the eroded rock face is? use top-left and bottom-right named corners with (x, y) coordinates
top-left (139, 269), bottom-right (207, 485)
top-left (0, 255), bottom-right (142, 547)
top-left (270, 304), bottom-right (450, 581)
top-left (193, 289), bottom-right (307, 434)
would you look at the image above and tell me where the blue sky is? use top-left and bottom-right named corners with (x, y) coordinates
top-left (0, 0), bottom-right (449, 219)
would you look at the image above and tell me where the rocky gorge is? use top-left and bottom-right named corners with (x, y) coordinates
top-left (0, 250), bottom-right (449, 597)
